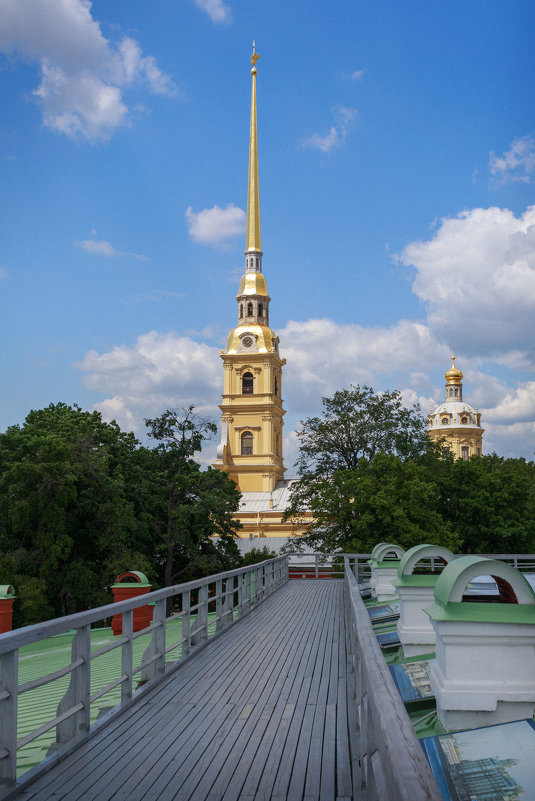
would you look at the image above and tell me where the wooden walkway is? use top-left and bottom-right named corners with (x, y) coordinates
top-left (15, 580), bottom-right (352, 801)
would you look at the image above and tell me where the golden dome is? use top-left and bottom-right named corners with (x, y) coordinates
top-left (225, 323), bottom-right (278, 354)
top-left (237, 272), bottom-right (269, 297)
top-left (445, 356), bottom-right (463, 384)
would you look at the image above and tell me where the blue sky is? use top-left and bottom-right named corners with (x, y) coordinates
top-left (1, 0), bottom-right (535, 467)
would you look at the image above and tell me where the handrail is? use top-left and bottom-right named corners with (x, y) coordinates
top-left (343, 557), bottom-right (442, 801)
top-left (0, 556), bottom-right (288, 791)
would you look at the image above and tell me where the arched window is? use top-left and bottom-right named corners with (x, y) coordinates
top-left (258, 303), bottom-right (263, 317)
top-left (461, 445), bottom-right (469, 460)
top-left (247, 302), bottom-right (253, 316)
top-left (256, 257), bottom-right (259, 268)
top-left (461, 416), bottom-right (468, 424)
top-left (239, 303), bottom-right (243, 318)
top-left (454, 388), bottom-right (458, 396)
top-left (274, 376), bottom-right (278, 396)
top-left (241, 432), bottom-right (253, 455)
top-left (242, 372), bottom-right (253, 394)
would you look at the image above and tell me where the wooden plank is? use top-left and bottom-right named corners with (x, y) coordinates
top-left (177, 583), bottom-right (329, 800)
top-left (11, 581), bottom-right (351, 801)
top-left (270, 583), bottom-right (338, 800)
top-left (219, 582), bottom-right (331, 801)
top-left (30, 584), bottom-right (301, 801)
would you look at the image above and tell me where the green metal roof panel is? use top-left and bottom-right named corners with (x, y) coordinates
top-left (431, 555), bottom-right (535, 612)
top-left (398, 544), bottom-right (455, 579)
top-left (394, 574), bottom-right (441, 588)
top-left (424, 600), bottom-right (535, 625)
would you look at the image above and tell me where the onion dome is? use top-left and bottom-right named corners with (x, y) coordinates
top-left (445, 355), bottom-right (463, 385)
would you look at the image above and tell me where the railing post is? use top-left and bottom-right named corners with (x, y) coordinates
top-left (222, 577), bottom-right (234, 629)
top-left (56, 624), bottom-right (91, 745)
top-left (181, 590), bottom-right (191, 656)
top-left (215, 578), bottom-right (223, 632)
top-left (121, 610), bottom-right (133, 705)
top-left (0, 649), bottom-right (18, 785)
top-left (238, 572), bottom-right (248, 617)
top-left (141, 598), bottom-right (166, 682)
top-left (315, 554), bottom-right (319, 579)
top-left (197, 585), bottom-right (208, 644)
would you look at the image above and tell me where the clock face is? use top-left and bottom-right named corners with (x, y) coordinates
top-left (242, 336), bottom-right (254, 348)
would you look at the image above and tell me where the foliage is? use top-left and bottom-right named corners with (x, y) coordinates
top-left (0, 403), bottom-right (241, 627)
top-left (241, 546), bottom-right (279, 566)
top-left (285, 385), bottom-right (535, 556)
top-left (294, 385), bottom-right (431, 475)
top-left (137, 406), bottom-right (241, 586)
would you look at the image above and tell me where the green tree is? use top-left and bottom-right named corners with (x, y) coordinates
top-left (0, 403), bottom-right (150, 624)
top-left (439, 454), bottom-right (535, 554)
top-left (294, 385), bottom-right (431, 475)
top-left (284, 385), bottom-right (455, 554)
top-left (241, 546), bottom-right (278, 566)
top-left (139, 407), bottom-right (242, 587)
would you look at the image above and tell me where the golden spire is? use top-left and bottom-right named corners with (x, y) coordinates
top-left (246, 42), bottom-right (261, 254)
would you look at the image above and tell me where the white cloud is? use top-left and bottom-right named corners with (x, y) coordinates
top-left (490, 135), bottom-right (535, 184)
top-left (193, 0), bottom-right (231, 24)
top-left (303, 107), bottom-right (357, 153)
top-left (74, 316), bottom-right (535, 461)
top-left (398, 205), bottom-right (535, 360)
top-left (75, 239), bottom-right (117, 256)
top-left (74, 331), bottom-right (221, 435)
top-left (75, 238), bottom-right (147, 260)
top-left (349, 69), bottom-right (365, 81)
top-left (185, 204), bottom-right (245, 248)
top-left (0, 0), bottom-right (176, 141)
top-left (485, 382), bottom-right (535, 425)
top-left (0, 267), bottom-right (9, 280)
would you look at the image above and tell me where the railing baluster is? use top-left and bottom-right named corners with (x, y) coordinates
top-left (215, 579), bottom-right (223, 632)
top-left (121, 610), bottom-right (133, 704)
top-left (56, 624), bottom-right (91, 745)
top-left (197, 586), bottom-right (208, 644)
top-left (182, 589), bottom-right (191, 656)
top-left (0, 650), bottom-right (18, 785)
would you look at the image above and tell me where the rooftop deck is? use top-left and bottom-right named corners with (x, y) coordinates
top-left (10, 581), bottom-right (351, 801)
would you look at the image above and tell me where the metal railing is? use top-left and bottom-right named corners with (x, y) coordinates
top-left (0, 557), bottom-right (288, 791)
top-left (287, 552), bottom-right (372, 581)
top-left (343, 556), bottom-right (443, 801)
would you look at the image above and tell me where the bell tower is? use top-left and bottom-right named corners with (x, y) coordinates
top-left (214, 45), bottom-right (286, 493)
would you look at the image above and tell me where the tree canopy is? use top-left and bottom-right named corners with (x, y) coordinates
top-left (0, 403), bottom-right (241, 626)
top-left (284, 385), bottom-right (535, 556)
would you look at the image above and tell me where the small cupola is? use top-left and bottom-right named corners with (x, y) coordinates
top-left (425, 555), bottom-right (535, 731)
top-left (394, 544), bottom-right (455, 658)
top-left (368, 543), bottom-right (405, 602)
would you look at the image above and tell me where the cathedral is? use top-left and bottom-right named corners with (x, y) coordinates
top-left (427, 356), bottom-right (484, 459)
top-left (213, 50), bottom-right (484, 550)
top-left (213, 47), bottom-right (309, 549)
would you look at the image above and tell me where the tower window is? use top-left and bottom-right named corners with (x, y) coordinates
top-left (274, 376), bottom-right (278, 396)
top-left (256, 257), bottom-right (259, 268)
top-left (454, 388), bottom-right (458, 396)
top-left (242, 371), bottom-right (253, 394)
top-left (247, 302), bottom-right (253, 316)
top-left (461, 446), bottom-right (469, 460)
top-left (241, 432), bottom-right (253, 455)
top-left (276, 433), bottom-right (280, 456)
top-left (461, 416), bottom-right (468, 424)
top-left (240, 303), bottom-right (243, 318)
top-left (441, 417), bottom-right (449, 425)
top-left (258, 303), bottom-right (263, 317)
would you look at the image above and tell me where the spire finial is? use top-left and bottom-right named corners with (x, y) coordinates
top-left (251, 41), bottom-right (261, 71)
top-left (245, 42), bottom-right (261, 255)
